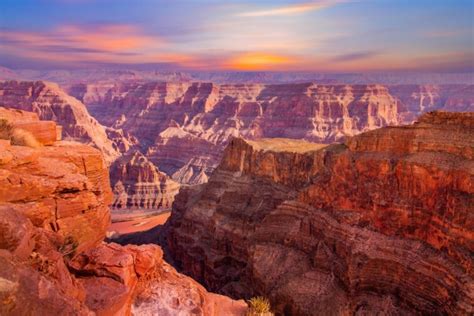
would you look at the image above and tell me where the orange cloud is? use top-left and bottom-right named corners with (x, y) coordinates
top-left (55, 24), bottom-right (162, 52)
top-left (0, 24), bottom-right (179, 65)
top-left (225, 52), bottom-right (295, 70)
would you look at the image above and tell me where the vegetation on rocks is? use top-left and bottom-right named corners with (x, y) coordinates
top-left (0, 119), bottom-right (12, 139)
top-left (0, 118), bottom-right (41, 148)
top-left (246, 296), bottom-right (273, 316)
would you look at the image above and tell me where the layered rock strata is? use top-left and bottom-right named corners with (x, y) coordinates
top-left (0, 80), bottom-right (119, 162)
top-left (70, 82), bottom-right (403, 183)
top-left (110, 151), bottom-right (180, 210)
top-left (69, 81), bottom-right (473, 186)
top-left (389, 84), bottom-right (474, 121)
top-left (165, 111), bottom-right (474, 315)
top-left (0, 108), bottom-right (246, 315)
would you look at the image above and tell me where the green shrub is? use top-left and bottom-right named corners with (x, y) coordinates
top-left (246, 296), bottom-right (273, 316)
top-left (59, 236), bottom-right (79, 259)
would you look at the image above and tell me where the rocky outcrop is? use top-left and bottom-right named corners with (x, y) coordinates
top-left (0, 80), bottom-right (119, 162)
top-left (110, 151), bottom-right (180, 210)
top-left (0, 110), bottom-right (112, 252)
top-left (0, 108), bottom-right (246, 315)
top-left (165, 111), bottom-right (474, 315)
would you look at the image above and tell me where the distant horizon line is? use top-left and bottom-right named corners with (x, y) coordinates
top-left (2, 65), bottom-right (474, 76)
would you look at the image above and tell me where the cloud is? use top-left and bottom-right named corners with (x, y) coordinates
top-left (237, 0), bottom-right (346, 17)
top-left (422, 30), bottom-right (466, 38)
top-left (331, 51), bottom-right (380, 62)
top-left (0, 24), bottom-right (191, 66)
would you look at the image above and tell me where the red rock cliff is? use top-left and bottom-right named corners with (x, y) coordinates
top-left (0, 107), bottom-right (246, 316)
top-left (0, 80), bottom-right (120, 163)
top-left (110, 150), bottom-right (180, 209)
top-left (70, 82), bottom-right (402, 184)
top-left (165, 111), bottom-right (473, 315)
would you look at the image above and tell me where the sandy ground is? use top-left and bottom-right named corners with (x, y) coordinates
top-left (108, 211), bottom-right (171, 236)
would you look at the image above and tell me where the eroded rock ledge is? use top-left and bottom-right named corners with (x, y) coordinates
top-left (110, 150), bottom-right (180, 210)
top-left (0, 107), bottom-right (246, 315)
top-left (165, 111), bottom-right (474, 315)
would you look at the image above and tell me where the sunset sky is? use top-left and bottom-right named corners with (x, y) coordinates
top-left (0, 0), bottom-right (473, 72)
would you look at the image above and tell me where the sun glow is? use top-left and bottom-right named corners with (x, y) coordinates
top-left (227, 52), bottom-right (293, 70)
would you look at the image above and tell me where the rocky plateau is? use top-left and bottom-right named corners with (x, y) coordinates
top-left (164, 111), bottom-right (474, 315)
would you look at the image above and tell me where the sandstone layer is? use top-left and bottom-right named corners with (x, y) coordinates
top-left (110, 151), bottom-right (180, 210)
top-left (0, 108), bottom-right (246, 316)
top-left (165, 111), bottom-right (474, 315)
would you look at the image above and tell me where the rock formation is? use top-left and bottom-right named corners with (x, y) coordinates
top-left (110, 150), bottom-right (180, 210)
top-left (67, 81), bottom-right (473, 188)
top-left (69, 82), bottom-right (405, 184)
top-left (3, 79), bottom-right (471, 211)
top-left (388, 84), bottom-right (474, 121)
top-left (0, 107), bottom-right (246, 315)
top-left (164, 111), bottom-right (474, 315)
top-left (0, 80), bottom-right (120, 163)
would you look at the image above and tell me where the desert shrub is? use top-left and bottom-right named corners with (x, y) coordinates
top-left (0, 119), bottom-right (13, 139)
top-left (59, 236), bottom-right (79, 259)
top-left (246, 296), bottom-right (273, 316)
top-left (10, 128), bottom-right (41, 148)
top-left (0, 119), bottom-right (42, 148)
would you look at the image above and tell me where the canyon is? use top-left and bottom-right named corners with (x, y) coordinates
top-left (164, 111), bottom-right (473, 315)
top-left (0, 106), bottom-right (246, 315)
top-left (110, 150), bottom-right (180, 210)
top-left (1, 79), bottom-right (472, 211)
top-left (0, 76), bottom-right (472, 315)
top-left (67, 81), bottom-right (473, 187)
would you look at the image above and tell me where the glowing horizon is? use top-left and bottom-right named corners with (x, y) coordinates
top-left (0, 0), bottom-right (473, 72)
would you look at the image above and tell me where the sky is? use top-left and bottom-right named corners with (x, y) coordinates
top-left (0, 0), bottom-right (473, 72)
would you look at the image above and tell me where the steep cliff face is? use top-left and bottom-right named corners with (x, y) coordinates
top-left (388, 84), bottom-right (474, 121)
top-left (165, 111), bottom-right (473, 315)
top-left (110, 151), bottom-right (180, 210)
top-left (0, 108), bottom-right (246, 315)
top-left (70, 82), bottom-right (402, 184)
top-left (0, 80), bottom-right (120, 162)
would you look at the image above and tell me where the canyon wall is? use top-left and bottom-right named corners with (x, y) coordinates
top-left (70, 82), bottom-right (407, 184)
top-left (0, 107), bottom-right (246, 315)
top-left (110, 150), bottom-right (180, 209)
top-left (2, 80), bottom-right (471, 209)
top-left (0, 80), bottom-right (119, 163)
top-left (164, 111), bottom-right (474, 315)
top-left (389, 84), bottom-right (474, 121)
top-left (0, 80), bottom-right (178, 211)
top-left (69, 81), bottom-right (473, 187)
